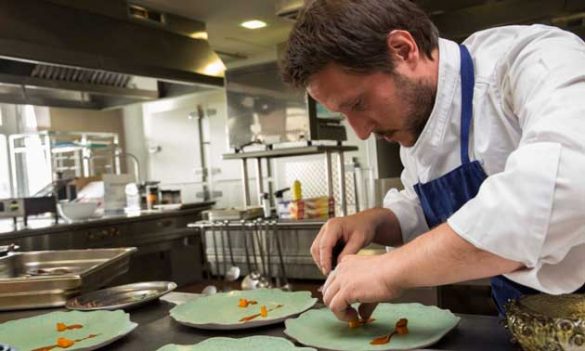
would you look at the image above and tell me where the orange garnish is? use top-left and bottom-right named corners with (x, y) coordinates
top-left (56, 323), bottom-right (83, 332)
top-left (369, 318), bottom-right (408, 345)
top-left (238, 299), bottom-right (258, 308)
top-left (370, 334), bottom-right (392, 345)
top-left (395, 318), bottom-right (408, 335)
top-left (349, 317), bottom-right (376, 329)
top-left (239, 304), bottom-right (283, 322)
top-left (32, 334), bottom-right (99, 351)
top-left (56, 337), bottom-right (74, 348)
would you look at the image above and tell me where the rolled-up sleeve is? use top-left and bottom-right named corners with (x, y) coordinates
top-left (449, 29), bottom-right (585, 294)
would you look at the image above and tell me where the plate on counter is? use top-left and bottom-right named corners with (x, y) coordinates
top-left (0, 310), bottom-right (137, 351)
top-left (169, 288), bottom-right (317, 330)
top-left (157, 336), bottom-right (316, 351)
top-left (66, 281), bottom-right (177, 310)
top-left (284, 303), bottom-right (460, 351)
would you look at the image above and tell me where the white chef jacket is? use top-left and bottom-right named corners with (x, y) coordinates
top-left (383, 24), bottom-right (585, 294)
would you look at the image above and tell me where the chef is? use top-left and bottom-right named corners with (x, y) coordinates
top-left (280, 0), bottom-right (585, 322)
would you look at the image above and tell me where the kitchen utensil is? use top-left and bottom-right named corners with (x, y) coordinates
top-left (241, 220), bottom-right (253, 274)
top-left (505, 293), bottom-right (585, 351)
top-left (284, 303), bottom-right (460, 351)
top-left (157, 336), bottom-right (316, 351)
top-left (210, 221), bottom-right (222, 290)
top-left (241, 220), bottom-right (270, 290)
top-left (65, 281), bottom-right (177, 310)
top-left (223, 220), bottom-right (241, 283)
top-left (264, 220), bottom-right (273, 286)
top-left (169, 288), bottom-right (317, 330)
top-left (254, 220), bottom-right (272, 289)
top-left (0, 310), bottom-right (137, 351)
top-left (241, 221), bottom-right (259, 290)
top-left (201, 285), bottom-right (218, 295)
top-left (272, 220), bottom-right (292, 291)
top-left (219, 221), bottom-right (229, 289)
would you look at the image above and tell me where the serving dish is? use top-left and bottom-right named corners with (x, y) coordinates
top-left (284, 303), bottom-right (460, 351)
top-left (0, 310), bottom-right (137, 350)
top-left (170, 288), bottom-right (317, 330)
top-left (66, 281), bottom-right (177, 310)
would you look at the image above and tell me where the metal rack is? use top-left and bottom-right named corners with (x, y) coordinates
top-left (223, 143), bottom-right (358, 216)
top-left (189, 219), bottom-right (326, 288)
top-left (8, 131), bottom-right (120, 197)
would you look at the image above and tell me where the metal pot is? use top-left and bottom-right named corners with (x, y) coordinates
top-left (505, 294), bottom-right (585, 351)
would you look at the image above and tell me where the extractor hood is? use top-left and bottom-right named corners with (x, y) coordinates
top-left (0, 0), bottom-right (225, 109)
top-left (276, 0), bottom-right (585, 41)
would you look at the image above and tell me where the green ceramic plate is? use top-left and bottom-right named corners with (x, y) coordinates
top-left (0, 310), bottom-right (137, 351)
top-left (157, 336), bottom-right (316, 351)
top-left (284, 303), bottom-right (460, 351)
top-left (170, 289), bottom-right (317, 330)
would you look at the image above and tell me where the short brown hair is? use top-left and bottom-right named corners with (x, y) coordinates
top-left (280, 0), bottom-right (439, 88)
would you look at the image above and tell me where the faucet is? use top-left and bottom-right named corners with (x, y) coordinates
top-left (83, 151), bottom-right (142, 184)
top-left (116, 152), bottom-right (142, 184)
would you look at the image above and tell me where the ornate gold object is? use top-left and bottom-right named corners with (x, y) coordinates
top-left (505, 294), bottom-right (585, 351)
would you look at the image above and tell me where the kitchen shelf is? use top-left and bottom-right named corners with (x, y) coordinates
top-left (222, 144), bottom-right (358, 160)
top-left (222, 142), bottom-right (358, 215)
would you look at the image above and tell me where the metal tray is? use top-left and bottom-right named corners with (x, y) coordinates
top-left (65, 281), bottom-right (177, 310)
top-left (0, 247), bottom-right (136, 310)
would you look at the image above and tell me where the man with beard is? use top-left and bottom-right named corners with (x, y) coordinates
top-left (280, 0), bottom-right (585, 323)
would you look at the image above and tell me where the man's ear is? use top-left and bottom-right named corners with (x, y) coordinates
top-left (386, 30), bottom-right (419, 65)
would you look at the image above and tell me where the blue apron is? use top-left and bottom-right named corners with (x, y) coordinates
top-left (412, 45), bottom-right (585, 316)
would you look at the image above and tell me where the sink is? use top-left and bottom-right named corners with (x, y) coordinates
top-left (0, 247), bottom-right (136, 310)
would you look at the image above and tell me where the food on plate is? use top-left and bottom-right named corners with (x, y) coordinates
top-left (56, 323), bottom-right (83, 332)
top-left (348, 317), bottom-right (376, 329)
top-left (57, 337), bottom-right (75, 348)
top-left (239, 304), bottom-right (284, 323)
top-left (370, 318), bottom-right (409, 345)
top-left (31, 334), bottom-right (100, 351)
top-left (238, 298), bottom-right (258, 308)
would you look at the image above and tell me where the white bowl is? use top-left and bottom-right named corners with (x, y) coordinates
top-left (57, 202), bottom-right (98, 222)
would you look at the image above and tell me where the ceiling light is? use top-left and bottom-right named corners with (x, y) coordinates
top-left (240, 20), bottom-right (267, 29)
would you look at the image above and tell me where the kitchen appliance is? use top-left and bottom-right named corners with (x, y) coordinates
top-left (0, 0), bottom-right (224, 109)
top-left (225, 61), bottom-right (347, 151)
top-left (0, 196), bottom-right (58, 226)
top-left (0, 199), bottom-right (24, 225)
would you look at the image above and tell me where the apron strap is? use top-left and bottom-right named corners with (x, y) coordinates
top-left (459, 45), bottom-right (475, 165)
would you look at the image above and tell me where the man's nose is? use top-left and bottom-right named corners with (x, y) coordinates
top-left (346, 114), bottom-right (373, 140)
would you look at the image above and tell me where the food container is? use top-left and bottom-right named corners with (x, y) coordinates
top-left (0, 247), bottom-right (136, 310)
top-left (505, 294), bottom-right (585, 351)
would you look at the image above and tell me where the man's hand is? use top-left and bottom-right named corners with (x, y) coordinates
top-left (321, 254), bottom-right (402, 321)
top-left (311, 212), bottom-right (376, 276)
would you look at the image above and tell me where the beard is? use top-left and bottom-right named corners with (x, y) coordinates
top-left (374, 73), bottom-right (436, 146)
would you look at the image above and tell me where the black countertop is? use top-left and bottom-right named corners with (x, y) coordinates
top-left (0, 293), bottom-right (518, 351)
top-left (0, 202), bottom-right (214, 240)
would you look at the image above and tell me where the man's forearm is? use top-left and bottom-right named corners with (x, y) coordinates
top-left (382, 223), bottom-right (524, 288)
top-left (369, 208), bottom-right (404, 247)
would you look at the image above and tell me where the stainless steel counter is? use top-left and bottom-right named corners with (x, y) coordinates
top-left (0, 292), bottom-right (516, 350)
top-left (0, 203), bottom-right (214, 287)
top-left (0, 202), bottom-right (214, 239)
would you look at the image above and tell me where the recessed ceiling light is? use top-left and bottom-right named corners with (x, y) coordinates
top-left (240, 20), bottom-right (267, 29)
